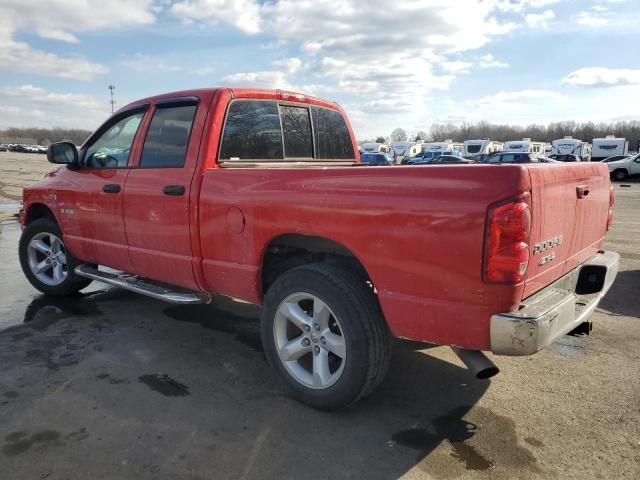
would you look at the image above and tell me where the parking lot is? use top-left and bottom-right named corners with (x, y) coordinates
top-left (0, 152), bottom-right (639, 479)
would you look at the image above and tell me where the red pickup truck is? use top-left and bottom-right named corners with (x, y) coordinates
top-left (18, 88), bottom-right (619, 409)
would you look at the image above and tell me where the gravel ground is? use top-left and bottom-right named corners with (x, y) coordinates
top-left (0, 152), bottom-right (638, 479)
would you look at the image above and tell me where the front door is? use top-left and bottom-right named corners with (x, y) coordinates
top-left (122, 96), bottom-right (206, 290)
top-left (60, 107), bottom-right (147, 272)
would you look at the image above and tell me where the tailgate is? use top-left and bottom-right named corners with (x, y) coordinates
top-left (523, 163), bottom-right (611, 298)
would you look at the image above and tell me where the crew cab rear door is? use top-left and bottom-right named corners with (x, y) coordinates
top-left (122, 95), bottom-right (210, 290)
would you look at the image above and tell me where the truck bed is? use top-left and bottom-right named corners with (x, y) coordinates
top-left (197, 162), bottom-right (611, 350)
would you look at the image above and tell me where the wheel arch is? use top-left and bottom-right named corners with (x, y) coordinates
top-left (259, 233), bottom-right (373, 295)
top-left (25, 203), bottom-right (57, 225)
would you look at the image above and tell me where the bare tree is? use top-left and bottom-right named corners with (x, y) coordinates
top-left (427, 120), bottom-right (640, 149)
top-left (390, 128), bottom-right (407, 142)
top-left (414, 131), bottom-right (428, 142)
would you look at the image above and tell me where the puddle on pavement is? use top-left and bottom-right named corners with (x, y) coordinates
top-left (138, 374), bottom-right (190, 397)
top-left (163, 299), bottom-right (262, 352)
top-left (0, 221), bottom-right (106, 331)
top-left (392, 406), bottom-right (493, 471)
top-left (0, 202), bottom-right (21, 213)
top-left (3, 430), bottom-right (62, 457)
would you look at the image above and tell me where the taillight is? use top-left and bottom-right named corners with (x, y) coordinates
top-left (484, 194), bottom-right (531, 284)
top-left (607, 185), bottom-right (614, 231)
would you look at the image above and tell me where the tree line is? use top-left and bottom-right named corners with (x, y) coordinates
top-left (0, 127), bottom-right (92, 146)
top-left (369, 120), bottom-right (640, 150)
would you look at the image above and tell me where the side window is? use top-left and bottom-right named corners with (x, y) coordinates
top-left (219, 100), bottom-right (283, 161)
top-left (280, 105), bottom-right (313, 158)
top-left (140, 105), bottom-right (197, 168)
top-left (84, 111), bottom-right (144, 169)
top-left (312, 107), bottom-right (355, 159)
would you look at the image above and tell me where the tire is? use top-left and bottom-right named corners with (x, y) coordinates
top-left (612, 169), bottom-right (628, 181)
top-left (261, 263), bottom-right (391, 410)
top-left (19, 218), bottom-right (92, 296)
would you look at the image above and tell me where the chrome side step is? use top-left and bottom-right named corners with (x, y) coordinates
top-left (74, 264), bottom-right (210, 305)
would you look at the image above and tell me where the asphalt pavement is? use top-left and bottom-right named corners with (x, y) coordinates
top-left (0, 183), bottom-right (638, 480)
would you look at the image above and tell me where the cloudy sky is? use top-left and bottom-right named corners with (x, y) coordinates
top-left (0, 0), bottom-right (638, 139)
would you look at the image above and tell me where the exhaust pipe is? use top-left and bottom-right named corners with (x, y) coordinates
top-left (451, 347), bottom-right (500, 379)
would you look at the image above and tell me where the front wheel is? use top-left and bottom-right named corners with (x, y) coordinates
top-left (612, 169), bottom-right (628, 181)
top-left (261, 263), bottom-right (391, 410)
top-left (19, 218), bottom-right (92, 296)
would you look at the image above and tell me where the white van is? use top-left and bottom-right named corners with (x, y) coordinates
top-left (462, 139), bottom-right (503, 158)
top-left (592, 135), bottom-right (628, 162)
top-left (550, 136), bottom-right (592, 161)
top-left (390, 141), bottom-right (418, 162)
top-left (421, 140), bottom-right (463, 158)
top-left (360, 142), bottom-right (383, 153)
top-left (503, 138), bottom-right (547, 157)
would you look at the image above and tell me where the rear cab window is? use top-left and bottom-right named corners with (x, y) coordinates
top-left (218, 99), bottom-right (355, 164)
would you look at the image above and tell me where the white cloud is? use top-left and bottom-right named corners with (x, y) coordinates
top-left (443, 61), bottom-right (473, 74)
top-left (193, 66), bottom-right (217, 76)
top-left (121, 53), bottom-right (182, 73)
top-left (221, 71), bottom-right (294, 90)
top-left (253, 0), bottom-right (519, 124)
top-left (490, 0), bottom-right (563, 12)
top-left (0, 40), bottom-right (109, 80)
top-left (576, 11), bottom-right (611, 26)
top-left (0, 0), bottom-right (157, 80)
top-left (563, 67), bottom-right (640, 87)
top-left (525, 9), bottom-right (555, 28)
top-left (479, 54), bottom-right (509, 68)
top-left (0, 85), bottom-right (109, 129)
top-left (272, 57), bottom-right (304, 74)
top-left (170, 0), bottom-right (263, 34)
top-left (474, 89), bottom-right (567, 106)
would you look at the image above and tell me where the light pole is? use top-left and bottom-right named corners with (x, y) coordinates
top-left (108, 85), bottom-right (116, 113)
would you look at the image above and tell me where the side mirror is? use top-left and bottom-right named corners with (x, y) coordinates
top-left (47, 142), bottom-right (78, 165)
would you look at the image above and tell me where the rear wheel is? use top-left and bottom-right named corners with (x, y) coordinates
top-left (261, 263), bottom-right (391, 410)
top-left (19, 218), bottom-right (92, 296)
top-left (612, 169), bottom-right (628, 181)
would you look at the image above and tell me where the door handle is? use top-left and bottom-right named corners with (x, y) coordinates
top-left (576, 185), bottom-right (590, 199)
top-left (163, 185), bottom-right (186, 196)
top-left (102, 184), bottom-right (121, 194)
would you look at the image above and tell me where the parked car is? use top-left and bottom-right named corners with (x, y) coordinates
top-left (404, 149), bottom-right (462, 164)
top-left (607, 153), bottom-right (640, 180)
top-left (407, 154), bottom-right (472, 165)
top-left (18, 87), bottom-right (619, 409)
top-left (548, 154), bottom-right (581, 162)
top-left (359, 152), bottom-right (393, 165)
top-left (466, 153), bottom-right (487, 162)
top-left (0, 144), bottom-right (7, 151)
top-left (601, 154), bottom-right (631, 163)
top-left (483, 152), bottom-right (543, 164)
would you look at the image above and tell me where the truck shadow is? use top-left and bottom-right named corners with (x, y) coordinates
top-left (597, 269), bottom-right (640, 318)
top-left (3, 293), bottom-right (501, 479)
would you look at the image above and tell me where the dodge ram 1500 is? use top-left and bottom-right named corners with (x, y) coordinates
top-left (19, 88), bottom-right (619, 409)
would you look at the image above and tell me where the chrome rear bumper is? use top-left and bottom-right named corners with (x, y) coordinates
top-left (490, 251), bottom-right (619, 356)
